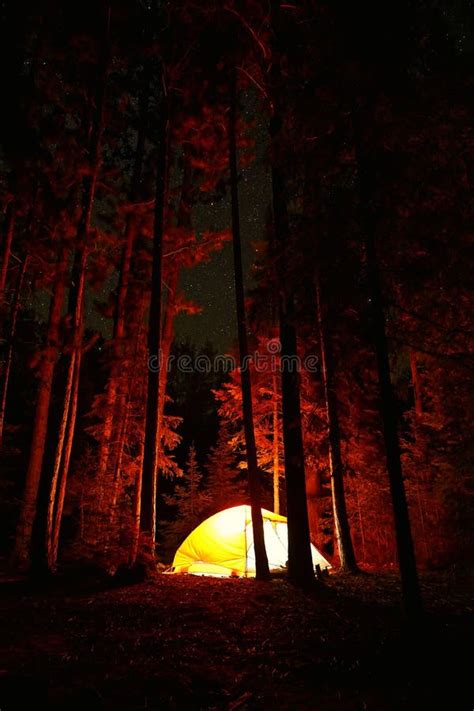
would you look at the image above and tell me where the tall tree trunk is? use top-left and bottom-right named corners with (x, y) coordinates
top-left (352, 102), bottom-right (422, 619)
top-left (409, 350), bottom-right (428, 557)
top-left (96, 75), bottom-right (149, 488)
top-left (354, 480), bottom-right (367, 562)
top-left (0, 200), bottom-right (15, 299)
top-left (49, 345), bottom-right (82, 567)
top-left (111, 161), bottom-right (188, 549)
top-left (272, 374), bottom-right (280, 515)
top-left (1, 183), bottom-right (39, 446)
top-left (269, 0), bottom-right (314, 586)
top-left (45, 348), bottom-right (76, 568)
top-left (108, 311), bottom-right (145, 540)
top-left (129, 155), bottom-right (190, 561)
top-left (139, 65), bottom-right (168, 555)
top-left (409, 349), bottom-right (423, 418)
top-left (46, 241), bottom-right (90, 571)
top-left (228, 68), bottom-right (269, 580)
top-left (0, 253), bottom-right (29, 446)
top-left (11, 247), bottom-right (68, 568)
top-left (109, 395), bottom-right (130, 518)
top-left (315, 276), bottom-right (358, 572)
top-left (44, 3), bottom-right (111, 572)
top-left (130, 412), bottom-right (145, 568)
top-left (157, 265), bottom-right (178, 428)
top-left (156, 155), bottom-right (194, 450)
top-left (111, 287), bottom-right (146, 456)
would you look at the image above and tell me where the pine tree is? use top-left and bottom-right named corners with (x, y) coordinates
top-left (163, 444), bottom-right (211, 550)
top-left (205, 426), bottom-right (247, 514)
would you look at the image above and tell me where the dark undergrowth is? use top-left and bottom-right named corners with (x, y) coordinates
top-left (0, 568), bottom-right (472, 710)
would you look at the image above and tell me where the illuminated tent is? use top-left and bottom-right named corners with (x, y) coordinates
top-left (171, 505), bottom-right (331, 577)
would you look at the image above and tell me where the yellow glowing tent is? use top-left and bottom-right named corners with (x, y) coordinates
top-left (171, 505), bottom-right (331, 577)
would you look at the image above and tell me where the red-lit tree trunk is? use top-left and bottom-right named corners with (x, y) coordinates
top-left (139, 65), bottom-right (168, 558)
top-left (104, 280), bottom-right (146, 563)
top-left (0, 253), bottom-right (29, 446)
top-left (47, 311), bottom-right (100, 570)
top-left (352, 102), bottom-right (422, 619)
top-left (354, 480), bottom-right (367, 562)
top-left (157, 265), bottom-right (178, 428)
top-left (109, 171), bottom-right (188, 547)
top-left (124, 158), bottom-right (190, 561)
top-left (109, 394), bottom-right (130, 519)
top-left (315, 275), bottom-right (358, 572)
top-left (49, 345), bottom-right (82, 567)
top-left (108, 299), bottom-right (145, 540)
top-left (272, 373), bottom-right (280, 515)
top-left (46, 243), bottom-right (91, 571)
top-left (129, 353), bottom-right (145, 567)
top-left (45, 345), bottom-right (76, 568)
top-left (11, 247), bottom-right (67, 568)
top-left (0, 199), bottom-right (15, 299)
top-left (44, 4), bottom-right (111, 572)
top-left (96, 77), bottom-right (149, 491)
top-left (156, 158), bottom-right (193, 448)
top-left (269, 0), bottom-right (314, 586)
top-left (130, 433), bottom-right (145, 566)
top-left (408, 349), bottom-right (428, 557)
top-left (228, 68), bottom-right (269, 580)
top-left (409, 349), bottom-right (423, 418)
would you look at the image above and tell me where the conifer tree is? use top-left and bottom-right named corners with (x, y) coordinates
top-left (163, 444), bottom-right (211, 549)
top-left (205, 425), bottom-right (247, 514)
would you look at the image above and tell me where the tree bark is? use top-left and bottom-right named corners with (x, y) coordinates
top-left (269, 0), bottom-right (314, 586)
top-left (354, 480), bottom-right (367, 562)
top-left (49, 346), bottom-right (82, 567)
top-left (0, 253), bottom-right (29, 446)
top-left (272, 374), bottom-right (280, 515)
top-left (0, 199), bottom-right (15, 299)
top-left (157, 265), bottom-right (178, 428)
top-left (45, 348), bottom-right (76, 569)
top-left (409, 350), bottom-right (428, 556)
top-left (228, 68), bottom-right (269, 580)
top-left (352, 101), bottom-right (422, 619)
top-left (96, 74), bottom-right (149, 488)
top-left (409, 349), bottom-right (423, 418)
top-left (130, 401), bottom-right (145, 568)
top-left (11, 247), bottom-right (67, 568)
top-left (139, 64), bottom-right (168, 554)
top-left (315, 275), bottom-right (358, 572)
top-left (46, 238), bottom-right (90, 571)
top-left (156, 153), bottom-right (194, 448)
top-left (109, 395), bottom-right (130, 518)
top-left (108, 310), bottom-right (145, 542)
top-left (156, 155), bottom-right (193, 441)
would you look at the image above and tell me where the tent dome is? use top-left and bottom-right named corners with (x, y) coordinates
top-left (171, 505), bottom-right (331, 577)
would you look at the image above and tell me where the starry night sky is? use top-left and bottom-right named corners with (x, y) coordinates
top-left (175, 106), bottom-right (271, 353)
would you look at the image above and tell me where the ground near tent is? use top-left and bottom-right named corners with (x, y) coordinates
top-left (0, 570), bottom-right (472, 709)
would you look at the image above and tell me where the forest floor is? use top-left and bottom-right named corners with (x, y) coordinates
top-left (0, 568), bottom-right (472, 710)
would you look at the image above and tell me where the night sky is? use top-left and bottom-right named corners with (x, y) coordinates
top-left (176, 101), bottom-right (271, 353)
